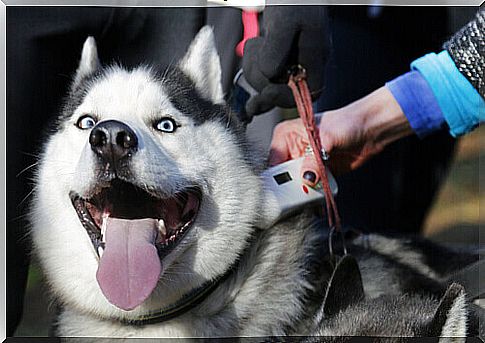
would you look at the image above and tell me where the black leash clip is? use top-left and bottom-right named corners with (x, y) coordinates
top-left (288, 64), bottom-right (307, 81)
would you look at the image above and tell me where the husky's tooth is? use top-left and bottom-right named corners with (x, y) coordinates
top-left (98, 246), bottom-right (104, 258)
top-left (101, 213), bottom-right (109, 241)
top-left (158, 219), bottom-right (167, 236)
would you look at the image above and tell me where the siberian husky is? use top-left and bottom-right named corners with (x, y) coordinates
top-left (30, 26), bottom-right (482, 339)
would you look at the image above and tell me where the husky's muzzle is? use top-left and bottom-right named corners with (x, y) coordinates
top-left (89, 120), bottom-right (138, 180)
top-left (70, 120), bottom-right (202, 311)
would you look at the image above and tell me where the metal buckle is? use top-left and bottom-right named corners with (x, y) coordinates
top-left (288, 64), bottom-right (307, 81)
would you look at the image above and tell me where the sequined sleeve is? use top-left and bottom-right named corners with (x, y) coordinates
top-left (443, 8), bottom-right (485, 99)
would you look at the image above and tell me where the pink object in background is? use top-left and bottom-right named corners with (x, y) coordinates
top-left (235, 11), bottom-right (259, 57)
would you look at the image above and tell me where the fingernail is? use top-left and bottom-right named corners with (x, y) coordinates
top-left (303, 171), bottom-right (316, 183)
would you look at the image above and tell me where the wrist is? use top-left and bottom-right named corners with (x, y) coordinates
top-left (342, 87), bottom-right (413, 150)
top-left (386, 71), bottom-right (446, 138)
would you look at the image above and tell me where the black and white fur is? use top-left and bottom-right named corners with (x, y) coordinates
top-left (315, 283), bottom-right (469, 341)
top-left (30, 27), bottom-right (480, 339)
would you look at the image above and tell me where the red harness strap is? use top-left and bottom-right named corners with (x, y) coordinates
top-left (288, 67), bottom-right (342, 231)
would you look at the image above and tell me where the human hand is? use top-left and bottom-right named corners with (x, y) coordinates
top-left (241, 6), bottom-right (330, 121)
top-left (268, 87), bottom-right (414, 186)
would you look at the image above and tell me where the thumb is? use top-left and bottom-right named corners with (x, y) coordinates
top-left (245, 92), bottom-right (276, 117)
top-left (300, 155), bottom-right (321, 188)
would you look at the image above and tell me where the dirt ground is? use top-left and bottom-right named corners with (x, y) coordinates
top-left (13, 126), bottom-right (484, 337)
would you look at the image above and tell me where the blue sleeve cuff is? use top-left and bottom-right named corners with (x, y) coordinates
top-left (411, 51), bottom-right (485, 137)
top-left (386, 71), bottom-right (445, 138)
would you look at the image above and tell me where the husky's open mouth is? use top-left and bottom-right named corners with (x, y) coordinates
top-left (69, 180), bottom-right (201, 310)
top-left (70, 179), bottom-right (201, 258)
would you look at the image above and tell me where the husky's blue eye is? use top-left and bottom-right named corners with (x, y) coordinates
top-left (155, 118), bottom-right (178, 133)
top-left (76, 115), bottom-right (97, 130)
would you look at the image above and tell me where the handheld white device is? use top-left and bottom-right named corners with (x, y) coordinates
top-left (233, 70), bottom-right (337, 227)
top-left (259, 157), bottom-right (338, 229)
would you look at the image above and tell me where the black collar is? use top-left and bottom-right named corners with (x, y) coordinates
top-left (108, 230), bottom-right (260, 326)
top-left (119, 260), bottom-right (238, 326)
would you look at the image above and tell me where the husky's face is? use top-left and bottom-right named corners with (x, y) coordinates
top-left (31, 27), bottom-right (262, 319)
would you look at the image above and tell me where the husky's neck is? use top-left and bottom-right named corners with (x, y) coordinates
top-left (191, 212), bottom-right (325, 336)
top-left (56, 212), bottom-right (325, 337)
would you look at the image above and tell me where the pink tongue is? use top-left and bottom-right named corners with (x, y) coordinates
top-left (96, 218), bottom-right (161, 311)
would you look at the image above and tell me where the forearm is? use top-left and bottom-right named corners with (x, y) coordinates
top-left (329, 86), bottom-right (414, 150)
top-left (386, 71), bottom-right (446, 138)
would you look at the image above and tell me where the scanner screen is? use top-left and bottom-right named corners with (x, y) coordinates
top-left (274, 172), bottom-right (292, 185)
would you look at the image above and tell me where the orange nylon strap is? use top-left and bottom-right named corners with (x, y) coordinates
top-left (288, 66), bottom-right (342, 231)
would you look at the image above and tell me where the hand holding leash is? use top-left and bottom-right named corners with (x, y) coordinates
top-left (287, 66), bottom-right (342, 232)
top-left (241, 6), bottom-right (330, 119)
top-left (269, 87), bottom-right (413, 177)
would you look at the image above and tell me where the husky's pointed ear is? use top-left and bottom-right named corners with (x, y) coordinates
top-left (74, 37), bottom-right (100, 86)
top-left (179, 26), bottom-right (224, 104)
top-left (428, 283), bottom-right (468, 338)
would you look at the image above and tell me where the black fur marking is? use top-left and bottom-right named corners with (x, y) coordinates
top-left (403, 238), bottom-right (479, 277)
top-left (322, 255), bottom-right (365, 317)
top-left (56, 68), bottom-right (106, 129)
top-left (158, 67), bottom-right (243, 132)
top-left (348, 244), bottom-right (447, 297)
top-left (53, 63), bottom-right (257, 174)
top-left (57, 64), bottom-right (246, 135)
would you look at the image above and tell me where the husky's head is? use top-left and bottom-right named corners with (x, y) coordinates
top-left (31, 27), bottom-right (263, 319)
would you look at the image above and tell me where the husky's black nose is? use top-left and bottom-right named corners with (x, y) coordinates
top-left (89, 120), bottom-right (138, 165)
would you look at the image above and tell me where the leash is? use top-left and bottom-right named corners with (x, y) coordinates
top-left (235, 11), bottom-right (343, 234)
top-left (287, 66), bottom-right (342, 234)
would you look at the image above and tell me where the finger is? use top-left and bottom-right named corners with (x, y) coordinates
top-left (268, 119), bottom-right (307, 166)
top-left (286, 132), bottom-right (309, 160)
top-left (268, 122), bottom-right (293, 166)
top-left (298, 8), bottom-right (330, 101)
top-left (253, 83), bottom-right (295, 111)
top-left (245, 83), bottom-right (295, 116)
top-left (245, 92), bottom-right (275, 117)
top-left (242, 38), bottom-right (270, 92)
top-left (319, 134), bottom-right (333, 158)
top-left (269, 129), bottom-right (308, 166)
top-left (268, 149), bottom-right (288, 167)
top-left (269, 83), bottom-right (296, 108)
top-left (255, 6), bottom-right (298, 79)
top-left (298, 40), bottom-right (327, 101)
top-left (268, 139), bottom-right (290, 167)
top-left (300, 155), bottom-right (321, 188)
top-left (318, 128), bottom-right (341, 174)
